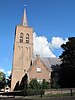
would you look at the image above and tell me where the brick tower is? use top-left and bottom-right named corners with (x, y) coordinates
top-left (11, 8), bottom-right (33, 91)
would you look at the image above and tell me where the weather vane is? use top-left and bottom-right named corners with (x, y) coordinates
top-left (24, 4), bottom-right (26, 8)
top-left (24, 0), bottom-right (27, 8)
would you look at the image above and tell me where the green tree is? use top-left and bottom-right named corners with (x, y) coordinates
top-left (7, 74), bottom-right (12, 88)
top-left (29, 78), bottom-right (40, 89)
top-left (29, 78), bottom-right (50, 89)
top-left (51, 65), bottom-right (60, 88)
top-left (41, 79), bottom-right (50, 89)
top-left (51, 79), bottom-right (60, 89)
top-left (14, 81), bottom-right (19, 91)
top-left (59, 37), bottom-right (75, 88)
top-left (20, 74), bottom-right (28, 90)
top-left (0, 71), bottom-right (6, 89)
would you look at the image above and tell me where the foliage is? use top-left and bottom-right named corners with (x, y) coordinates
top-left (20, 74), bottom-right (28, 90)
top-left (51, 66), bottom-right (60, 89)
top-left (29, 78), bottom-right (50, 89)
top-left (29, 78), bottom-right (40, 89)
top-left (14, 74), bottom-right (28, 91)
top-left (0, 71), bottom-right (6, 89)
top-left (13, 76), bottom-right (51, 91)
top-left (50, 79), bottom-right (60, 89)
top-left (7, 74), bottom-right (12, 88)
top-left (24, 89), bottom-right (44, 96)
top-left (41, 79), bottom-right (50, 89)
top-left (14, 81), bottom-right (19, 91)
top-left (59, 37), bottom-right (75, 88)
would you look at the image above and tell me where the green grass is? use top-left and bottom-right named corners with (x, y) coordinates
top-left (44, 93), bottom-right (71, 97)
top-left (24, 93), bottom-right (75, 99)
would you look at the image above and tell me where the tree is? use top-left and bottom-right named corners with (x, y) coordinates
top-left (29, 78), bottom-right (50, 89)
top-left (14, 81), bottom-right (19, 91)
top-left (0, 71), bottom-right (6, 89)
top-left (29, 79), bottom-right (40, 89)
top-left (20, 74), bottom-right (28, 90)
top-left (51, 65), bottom-right (60, 89)
top-left (7, 74), bottom-right (12, 88)
top-left (59, 37), bottom-right (75, 88)
top-left (50, 79), bottom-right (60, 89)
top-left (41, 79), bottom-right (50, 89)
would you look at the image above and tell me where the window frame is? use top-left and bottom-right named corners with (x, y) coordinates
top-left (20, 32), bottom-right (23, 43)
top-left (36, 67), bottom-right (42, 73)
top-left (26, 33), bottom-right (29, 43)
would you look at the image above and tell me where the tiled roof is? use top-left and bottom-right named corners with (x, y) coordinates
top-left (40, 57), bottom-right (61, 70)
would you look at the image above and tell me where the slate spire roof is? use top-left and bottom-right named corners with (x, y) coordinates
top-left (22, 8), bottom-right (28, 26)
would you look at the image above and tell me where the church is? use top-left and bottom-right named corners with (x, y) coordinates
top-left (11, 8), bottom-right (61, 91)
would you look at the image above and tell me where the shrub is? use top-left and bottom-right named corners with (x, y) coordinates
top-left (29, 78), bottom-right (40, 89)
top-left (24, 89), bottom-right (44, 96)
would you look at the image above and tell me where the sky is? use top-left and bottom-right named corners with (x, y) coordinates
top-left (0, 0), bottom-right (75, 77)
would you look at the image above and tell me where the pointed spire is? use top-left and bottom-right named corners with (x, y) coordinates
top-left (22, 8), bottom-right (28, 26)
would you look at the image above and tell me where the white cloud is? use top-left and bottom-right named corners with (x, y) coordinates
top-left (33, 32), bottom-right (68, 58)
top-left (50, 37), bottom-right (68, 49)
top-left (33, 32), bottom-right (56, 58)
top-left (0, 68), bottom-right (5, 74)
top-left (0, 68), bottom-right (11, 77)
top-left (7, 71), bottom-right (11, 76)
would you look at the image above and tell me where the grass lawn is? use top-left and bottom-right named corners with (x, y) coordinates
top-left (24, 93), bottom-right (75, 99)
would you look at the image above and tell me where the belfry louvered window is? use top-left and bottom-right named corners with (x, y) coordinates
top-left (20, 33), bottom-right (23, 43)
top-left (26, 33), bottom-right (29, 43)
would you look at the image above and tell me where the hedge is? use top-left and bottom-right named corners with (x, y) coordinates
top-left (24, 89), bottom-right (45, 96)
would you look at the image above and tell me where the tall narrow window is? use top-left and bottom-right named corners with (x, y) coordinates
top-left (20, 33), bottom-right (23, 43)
top-left (26, 33), bottom-right (29, 43)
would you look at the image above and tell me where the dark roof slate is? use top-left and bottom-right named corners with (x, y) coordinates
top-left (40, 57), bottom-right (61, 70)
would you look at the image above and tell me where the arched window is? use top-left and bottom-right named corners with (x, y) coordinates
top-left (20, 33), bottom-right (23, 43)
top-left (26, 33), bottom-right (29, 43)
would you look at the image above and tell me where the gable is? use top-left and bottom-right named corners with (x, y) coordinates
top-left (28, 58), bottom-right (50, 73)
top-left (28, 57), bottom-right (61, 73)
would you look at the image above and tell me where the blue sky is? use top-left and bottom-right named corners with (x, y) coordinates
top-left (0, 0), bottom-right (75, 76)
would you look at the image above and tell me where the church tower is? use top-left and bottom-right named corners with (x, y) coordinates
top-left (11, 8), bottom-right (33, 91)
